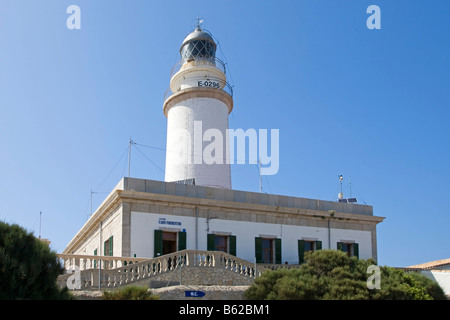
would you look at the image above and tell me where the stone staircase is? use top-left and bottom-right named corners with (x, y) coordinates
top-left (57, 250), bottom-right (274, 290)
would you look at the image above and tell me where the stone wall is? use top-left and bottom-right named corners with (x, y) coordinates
top-left (152, 285), bottom-right (249, 300)
top-left (71, 285), bottom-right (249, 300)
top-left (131, 265), bottom-right (256, 288)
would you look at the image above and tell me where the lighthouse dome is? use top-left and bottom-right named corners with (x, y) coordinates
top-left (180, 26), bottom-right (217, 65)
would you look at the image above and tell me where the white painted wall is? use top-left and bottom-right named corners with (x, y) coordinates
top-left (130, 211), bottom-right (373, 264)
top-left (165, 97), bottom-right (231, 189)
top-left (421, 270), bottom-right (450, 295)
top-left (73, 206), bottom-right (123, 257)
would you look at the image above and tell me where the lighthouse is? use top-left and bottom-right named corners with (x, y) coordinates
top-left (163, 23), bottom-right (233, 189)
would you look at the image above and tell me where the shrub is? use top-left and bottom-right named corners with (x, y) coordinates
top-left (244, 250), bottom-right (446, 300)
top-left (102, 285), bottom-right (159, 300)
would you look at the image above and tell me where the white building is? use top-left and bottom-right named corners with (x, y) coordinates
top-left (63, 25), bottom-right (384, 266)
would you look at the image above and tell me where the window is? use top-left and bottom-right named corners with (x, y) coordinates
top-left (93, 248), bottom-right (98, 269)
top-left (262, 239), bottom-right (273, 264)
top-left (181, 40), bottom-right (216, 64)
top-left (337, 242), bottom-right (359, 258)
top-left (255, 237), bottom-right (282, 264)
top-left (298, 240), bottom-right (322, 264)
top-left (215, 235), bottom-right (228, 252)
top-left (207, 234), bottom-right (237, 256)
top-left (104, 236), bottom-right (113, 256)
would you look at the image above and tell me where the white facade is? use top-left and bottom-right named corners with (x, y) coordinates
top-left (64, 178), bottom-right (384, 265)
top-left (130, 211), bottom-right (373, 264)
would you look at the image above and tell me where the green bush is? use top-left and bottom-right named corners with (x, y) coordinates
top-left (244, 250), bottom-right (446, 300)
top-left (0, 221), bottom-right (73, 300)
top-left (102, 285), bottom-right (159, 300)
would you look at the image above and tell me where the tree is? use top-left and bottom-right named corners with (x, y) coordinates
top-left (244, 250), bottom-right (446, 300)
top-left (0, 221), bottom-right (72, 299)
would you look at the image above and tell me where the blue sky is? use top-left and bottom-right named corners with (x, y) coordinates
top-left (0, 0), bottom-right (449, 267)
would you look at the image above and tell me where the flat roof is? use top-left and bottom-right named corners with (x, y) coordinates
top-left (121, 177), bottom-right (374, 216)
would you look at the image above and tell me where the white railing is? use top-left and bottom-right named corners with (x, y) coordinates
top-left (57, 250), bottom-right (263, 290)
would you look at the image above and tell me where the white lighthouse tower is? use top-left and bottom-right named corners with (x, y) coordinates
top-left (163, 23), bottom-right (233, 189)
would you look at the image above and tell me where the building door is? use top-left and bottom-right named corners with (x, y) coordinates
top-left (162, 231), bottom-right (177, 255)
top-left (154, 230), bottom-right (187, 258)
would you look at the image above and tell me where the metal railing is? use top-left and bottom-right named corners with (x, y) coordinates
top-left (164, 77), bottom-right (234, 102)
top-left (170, 57), bottom-right (228, 78)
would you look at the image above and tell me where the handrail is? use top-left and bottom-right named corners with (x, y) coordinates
top-left (57, 253), bottom-right (149, 272)
top-left (57, 250), bottom-right (262, 290)
top-left (170, 57), bottom-right (227, 78)
top-left (164, 77), bottom-right (234, 102)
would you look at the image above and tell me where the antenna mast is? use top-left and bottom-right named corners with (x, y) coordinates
top-left (128, 137), bottom-right (135, 178)
top-left (39, 211), bottom-right (42, 239)
top-left (259, 158), bottom-right (262, 193)
top-left (349, 176), bottom-right (352, 197)
top-left (338, 175), bottom-right (344, 200)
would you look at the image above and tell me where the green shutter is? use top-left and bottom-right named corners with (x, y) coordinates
top-left (255, 237), bottom-right (263, 263)
top-left (207, 234), bottom-right (215, 251)
top-left (316, 241), bottom-right (322, 250)
top-left (298, 240), bottom-right (305, 264)
top-left (109, 236), bottom-right (113, 256)
top-left (229, 235), bottom-right (236, 256)
top-left (275, 238), bottom-right (282, 264)
top-left (178, 231), bottom-right (187, 251)
top-left (93, 249), bottom-right (97, 269)
top-left (353, 243), bottom-right (359, 259)
top-left (154, 230), bottom-right (163, 258)
top-left (337, 242), bottom-right (344, 252)
top-left (104, 240), bottom-right (107, 257)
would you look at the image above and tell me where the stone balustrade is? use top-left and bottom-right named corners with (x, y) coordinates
top-left (57, 253), bottom-right (149, 271)
top-left (57, 250), bottom-right (264, 290)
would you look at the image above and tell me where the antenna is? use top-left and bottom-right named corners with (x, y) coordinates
top-left (90, 189), bottom-right (97, 216)
top-left (259, 158), bottom-right (262, 193)
top-left (349, 176), bottom-right (352, 197)
top-left (128, 137), bottom-right (135, 178)
top-left (196, 17), bottom-right (204, 30)
top-left (338, 175), bottom-right (343, 199)
top-left (337, 175), bottom-right (358, 204)
top-left (39, 211), bottom-right (42, 239)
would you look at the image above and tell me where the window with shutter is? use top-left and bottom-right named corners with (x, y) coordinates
top-left (154, 230), bottom-right (163, 257)
top-left (178, 231), bottom-right (187, 251)
top-left (298, 240), bottom-right (305, 264)
top-left (353, 243), bottom-right (359, 259)
top-left (109, 236), bottom-right (113, 256)
top-left (315, 241), bottom-right (322, 250)
top-left (255, 237), bottom-right (263, 263)
top-left (93, 248), bottom-right (97, 269)
top-left (298, 240), bottom-right (322, 264)
top-left (275, 238), bottom-right (282, 264)
top-left (207, 234), bottom-right (215, 251)
top-left (337, 241), bottom-right (359, 258)
top-left (229, 235), bottom-right (237, 256)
